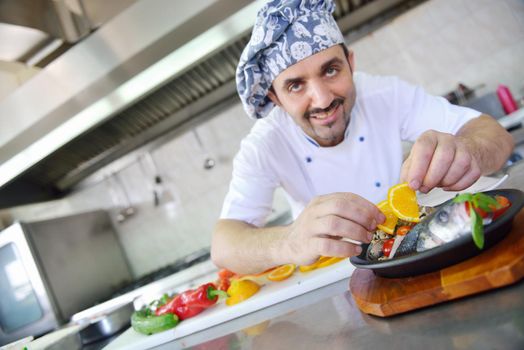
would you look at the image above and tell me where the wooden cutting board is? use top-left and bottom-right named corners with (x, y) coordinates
top-left (349, 208), bottom-right (524, 317)
top-left (104, 260), bottom-right (354, 350)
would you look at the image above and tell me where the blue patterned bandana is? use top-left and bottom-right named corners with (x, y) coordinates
top-left (236, 0), bottom-right (345, 119)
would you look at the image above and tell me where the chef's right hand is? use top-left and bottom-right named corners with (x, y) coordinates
top-left (283, 192), bottom-right (385, 266)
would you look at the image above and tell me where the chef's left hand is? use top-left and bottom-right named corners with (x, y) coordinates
top-left (400, 130), bottom-right (481, 193)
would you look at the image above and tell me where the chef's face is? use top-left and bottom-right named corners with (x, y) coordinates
top-left (268, 45), bottom-right (356, 147)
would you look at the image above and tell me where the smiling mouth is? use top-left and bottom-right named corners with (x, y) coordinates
top-left (311, 105), bottom-right (340, 126)
top-left (310, 105), bottom-right (342, 126)
top-left (305, 98), bottom-right (344, 126)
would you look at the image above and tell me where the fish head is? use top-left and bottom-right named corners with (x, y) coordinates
top-left (426, 202), bottom-right (471, 243)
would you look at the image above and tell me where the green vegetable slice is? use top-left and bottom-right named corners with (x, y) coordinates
top-left (131, 310), bottom-right (179, 335)
top-left (453, 192), bottom-right (494, 250)
top-left (470, 206), bottom-right (485, 249)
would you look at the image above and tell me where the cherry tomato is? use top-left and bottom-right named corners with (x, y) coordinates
top-left (218, 269), bottom-right (235, 280)
top-left (383, 238), bottom-right (395, 258)
top-left (216, 278), bottom-right (231, 292)
top-left (465, 201), bottom-right (489, 218)
top-left (465, 196), bottom-right (511, 220)
top-left (491, 195), bottom-right (511, 220)
top-left (396, 226), bottom-right (411, 236)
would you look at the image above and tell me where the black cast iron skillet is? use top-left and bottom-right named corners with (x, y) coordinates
top-left (349, 189), bottom-right (524, 278)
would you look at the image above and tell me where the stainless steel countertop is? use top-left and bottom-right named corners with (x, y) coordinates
top-left (144, 160), bottom-right (524, 350)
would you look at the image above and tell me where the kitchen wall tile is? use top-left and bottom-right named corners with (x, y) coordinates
top-left (366, 26), bottom-right (405, 61)
top-left (383, 3), bottom-right (439, 50)
top-left (373, 51), bottom-right (422, 85)
top-left (406, 34), bottom-right (468, 89)
top-left (505, 0), bottom-right (524, 27)
top-left (461, 0), bottom-right (497, 12)
top-left (349, 35), bottom-right (380, 69)
top-left (441, 17), bottom-right (497, 65)
top-left (426, 0), bottom-right (470, 30)
top-left (471, 1), bottom-right (524, 48)
top-left (480, 40), bottom-right (524, 94)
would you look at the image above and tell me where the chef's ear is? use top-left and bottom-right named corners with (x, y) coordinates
top-left (267, 86), bottom-right (282, 106)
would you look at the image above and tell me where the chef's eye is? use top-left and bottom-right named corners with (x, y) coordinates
top-left (437, 210), bottom-right (449, 223)
top-left (325, 66), bottom-right (338, 77)
top-left (288, 82), bottom-right (303, 93)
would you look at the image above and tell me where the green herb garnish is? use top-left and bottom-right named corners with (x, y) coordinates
top-left (453, 193), bottom-right (500, 249)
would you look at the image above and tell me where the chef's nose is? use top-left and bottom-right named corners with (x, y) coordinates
top-left (308, 80), bottom-right (333, 110)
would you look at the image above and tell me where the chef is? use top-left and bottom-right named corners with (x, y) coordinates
top-left (211, 0), bottom-right (513, 274)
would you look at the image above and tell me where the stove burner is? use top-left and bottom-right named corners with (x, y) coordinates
top-left (110, 249), bottom-right (210, 298)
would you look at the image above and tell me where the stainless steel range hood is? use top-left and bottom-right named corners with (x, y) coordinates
top-left (0, 0), bottom-right (421, 207)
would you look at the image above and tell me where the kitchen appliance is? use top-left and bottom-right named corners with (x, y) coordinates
top-left (0, 210), bottom-right (132, 345)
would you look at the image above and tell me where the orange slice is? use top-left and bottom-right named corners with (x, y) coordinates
top-left (315, 256), bottom-right (345, 268)
top-left (267, 264), bottom-right (296, 281)
top-left (235, 267), bottom-right (276, 285)
top-left (388, 183), bottom-right (420, 223)
top-left (299, 256), bottom-right (330, 272)
top-left (376, 200), bottom-right (399, 234)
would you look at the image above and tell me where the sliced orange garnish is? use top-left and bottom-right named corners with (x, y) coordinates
top-left (234, 266), bottom-right (277, 285)
top-left (315, 256), bottom-right (345, 268)
top-left (267, 264), bottom-right (296, 281)
top-left (376, 200), bottom-right (399, 234)
top-left (388, 183), bottom-right (420, 223)
top-left (299, 256), bottom-right (330, 272)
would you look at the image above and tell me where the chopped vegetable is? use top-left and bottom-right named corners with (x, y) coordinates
top-left (395, 225), bottom-right (412, 236)
top-left (156, 282), bottom-right (227, 320)
top-left (226, 279), bottom-right (260, 306)
top-left (470, 206), bottom-right (484, 249)
top-left (382, 238), bottom-right (395, 257)
top-left (131, 309), bottom-right (179, 335)
top-left (492, 195), bottom-right (511, 220)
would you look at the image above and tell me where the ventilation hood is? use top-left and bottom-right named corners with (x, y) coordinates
top-left (0, 0), bottom-right (418, 207)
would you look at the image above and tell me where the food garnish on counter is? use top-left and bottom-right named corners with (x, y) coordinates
top-left (226, 279), bottom-right (261, 306)
top-left (155, 282), bottom-right (227, 320)
top-left (131, 309), bottom-right (179, 335)
top-left (131, 251), bottom-right (348, 335)
top-left (131, 282), bottom-right (227, 335)
top-left (267, 264), bottom-right (296, 281)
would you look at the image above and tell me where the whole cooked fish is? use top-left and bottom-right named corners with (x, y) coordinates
top-left (394, 201), bottom-right (491, 257)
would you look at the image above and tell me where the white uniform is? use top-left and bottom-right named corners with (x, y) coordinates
top-left (220, 73), bottom-right (480, 227)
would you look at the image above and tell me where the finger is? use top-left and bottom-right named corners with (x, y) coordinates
top-left (442, 162), bottom-right (481, 191)
top-left (420, 136), bottom-right (457, 192)
top-left (312, 192), bottom-right (385, 225)
top-left (311, 215), bottom-right (372, 243)
top-left (311, 236), bottom-right (363, 257)
top-left (400, 155), bottom-right (411, 184)
top-left (405, 132), bottom-right (438, 190)
top-left (439, 147), bottom-right (472, 187)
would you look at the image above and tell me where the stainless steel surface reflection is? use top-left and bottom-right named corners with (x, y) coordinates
top-left (163, 279), bottom-right (524, 350)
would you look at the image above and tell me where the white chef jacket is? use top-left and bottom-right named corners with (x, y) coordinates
top-left (220, 73), bottom-right (481, 227)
